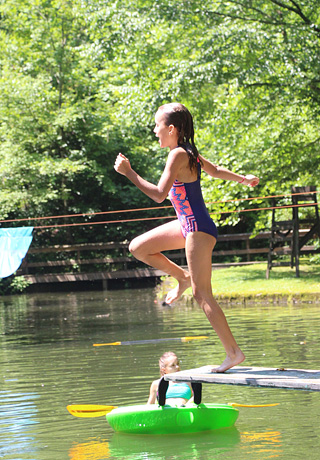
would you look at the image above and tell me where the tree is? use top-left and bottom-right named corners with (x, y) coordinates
top-left (0, 0), bottom-right (319, 243)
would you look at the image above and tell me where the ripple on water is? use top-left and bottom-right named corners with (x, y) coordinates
top-left (1, 290), bottom-right (320, 460)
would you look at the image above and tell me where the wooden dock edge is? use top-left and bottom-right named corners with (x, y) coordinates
top-left (22, 267), bottom-right (166, 284)
top-left (164, 365), bottom-right (320, 391)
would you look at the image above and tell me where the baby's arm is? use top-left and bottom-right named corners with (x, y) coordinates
top-left (147, 379), bottom-right (159, 404)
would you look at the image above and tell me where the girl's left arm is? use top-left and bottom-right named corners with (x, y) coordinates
top-left (186, 382), bottom-right (194, 405)
top-left (114, 150), bottom-right (184, 202)
top-left (199, 155), bottom-right (259, 187)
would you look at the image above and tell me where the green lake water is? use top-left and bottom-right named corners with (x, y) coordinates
top-left (1, 288), bottom-right (320, 460)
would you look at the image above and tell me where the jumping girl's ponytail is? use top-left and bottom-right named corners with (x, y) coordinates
top-left (158, 103), bottom-right (200, 171)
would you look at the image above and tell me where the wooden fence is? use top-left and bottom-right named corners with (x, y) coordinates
top-left (18, 229), bottom-right (316, 289)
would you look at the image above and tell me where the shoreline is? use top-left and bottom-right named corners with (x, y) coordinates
top-left (158, 262), bottom-right (320, 305)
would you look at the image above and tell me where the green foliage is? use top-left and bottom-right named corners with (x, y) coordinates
top-left (9, 276), bottom-right (31, 293)
top-left (0, 275), bottom-right (31, 294)
top-left (0, 0), bottom-right (319, 245)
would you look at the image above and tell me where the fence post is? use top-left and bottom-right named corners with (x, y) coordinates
top-left (123, 247), bottom-right (128, 270)
top-left (102, 279), bottom-right (108, 290)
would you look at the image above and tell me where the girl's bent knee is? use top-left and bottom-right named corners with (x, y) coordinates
top-left (128, 239), bottom-right (139, 256)
top-left (129, 238), bottom-right (147, 260)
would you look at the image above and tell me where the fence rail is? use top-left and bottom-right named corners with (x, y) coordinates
top-left (19, 229), bottom-right (316, 288)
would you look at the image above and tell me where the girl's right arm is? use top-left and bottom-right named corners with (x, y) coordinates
top-left (147, 380), bottom-right (159, 404)
top-left (114, 149), bottom-right (185, 203)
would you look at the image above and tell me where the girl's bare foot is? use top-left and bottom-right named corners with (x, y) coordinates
top-left (165, 274), bottom-right (191, 304)
top-left (211, 350), bottom-right (245, 373)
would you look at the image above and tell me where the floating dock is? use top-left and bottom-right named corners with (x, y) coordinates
top-left (164, 365), bottom-right (320, 391)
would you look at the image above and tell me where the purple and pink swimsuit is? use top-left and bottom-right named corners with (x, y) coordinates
top-left (168, 161), bottom-right (218, 239)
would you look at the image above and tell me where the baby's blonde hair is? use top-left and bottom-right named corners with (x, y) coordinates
top-left (159, 351), bottom-right (177, 376)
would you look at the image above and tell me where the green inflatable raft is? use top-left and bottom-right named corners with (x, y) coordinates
top-left (106, 403), bottom-right (239, 435)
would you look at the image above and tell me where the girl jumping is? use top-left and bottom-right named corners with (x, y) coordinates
top-left (114, 103), bottom-right (259, 372)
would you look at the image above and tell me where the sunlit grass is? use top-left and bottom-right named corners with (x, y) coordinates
top-left (160, 263), bottom-right (320, 301)
top-left (210, 263), bottom-right (320, 299)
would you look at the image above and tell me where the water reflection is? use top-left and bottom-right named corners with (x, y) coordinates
top-left (69, 427), bottom-right (241, 460)
top-left (240, 430), bottom-right (283, 459)
top-left (67, 427), bottom-right (285, 460)
top-left (1, 289), bottom-right (320, 460)
top-left (69, 438), bottom-right (110, 460)
top-left (0, 391), bottom-right (40, 458)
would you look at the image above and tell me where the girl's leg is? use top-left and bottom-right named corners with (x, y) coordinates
top-left (185, 231), bottom-right (245, 372)
top-left (129, 220), bottom-right (191, 303)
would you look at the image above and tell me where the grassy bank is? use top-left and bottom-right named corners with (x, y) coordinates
top-left (160, 263), bottom-right (320, 303)
top-left (210, 263), bottom-right (320, 301)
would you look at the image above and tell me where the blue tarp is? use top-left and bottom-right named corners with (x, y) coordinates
top-left (0, 227), bottom-right (34, 278)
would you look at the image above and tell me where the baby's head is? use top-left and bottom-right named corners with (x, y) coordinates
top-left (159, 351), bottom-right (181, 376)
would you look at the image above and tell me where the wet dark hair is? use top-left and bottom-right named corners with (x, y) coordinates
top-left (158, 103), bottom-right (200, 171)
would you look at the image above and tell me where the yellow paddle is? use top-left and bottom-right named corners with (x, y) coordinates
top-left (67, 401), bottom-right (279, 418)
top-left (93, 336), bottom-right (208, 347)
top-left (67, 404), bottom-right (117, 418)
top-left (228, 402), bottom-right (279, 408)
